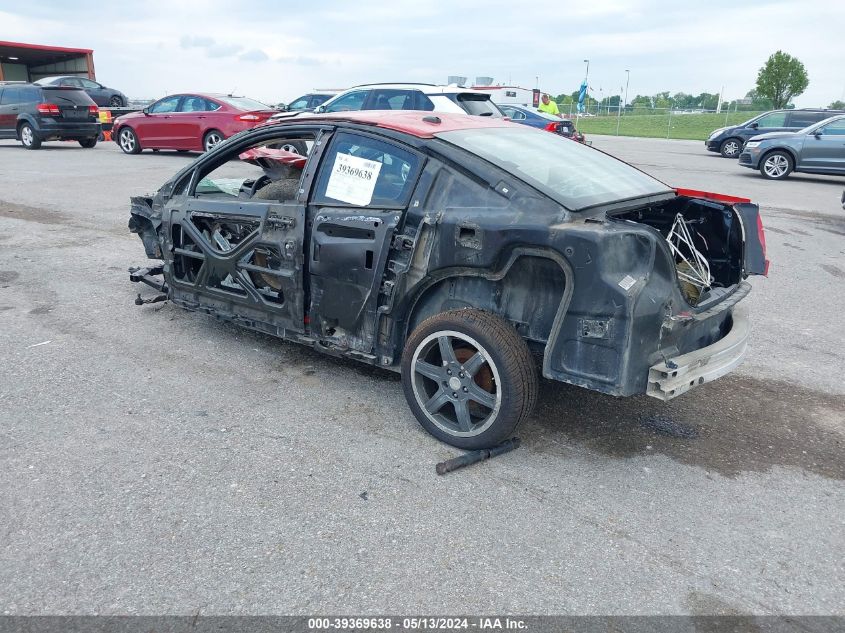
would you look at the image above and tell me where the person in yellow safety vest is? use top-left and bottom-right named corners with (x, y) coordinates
top-left (538, 93), bottom-right (560, 117)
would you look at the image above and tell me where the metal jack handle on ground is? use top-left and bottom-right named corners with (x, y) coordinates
top-left (435, 437), bottom-right (521, 475)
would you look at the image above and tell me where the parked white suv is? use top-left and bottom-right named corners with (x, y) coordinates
top-left (312, 83), bottom-right (503, 117)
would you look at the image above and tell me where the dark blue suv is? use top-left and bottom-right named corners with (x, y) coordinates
top-left (706, 109), bottom-right (843, 158)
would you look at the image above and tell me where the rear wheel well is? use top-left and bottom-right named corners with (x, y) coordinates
top-left (405, 254), bottom-right (569, 357)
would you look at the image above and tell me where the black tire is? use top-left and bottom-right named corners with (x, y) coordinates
top-left (719, 138), bottom-right (743, 158)
top-left (203, 129), bottom-right (225, 152)
top-left (759, 150), bottom-right (793, 180)
top-left (108, 95), bottom-right (124, 108)
top-left (19, 123), bottom-right (41, 150)
top-left (401, 309), bottom-right (538, 449)
top-left (117, 127), bottom-right (141, 154)
top-left (78, 137), bottom-right (97, 148)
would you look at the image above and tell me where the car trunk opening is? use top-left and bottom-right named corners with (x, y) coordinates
top-left (607, 194), bottom-right (765, 308)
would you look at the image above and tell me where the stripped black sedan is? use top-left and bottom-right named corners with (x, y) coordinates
top-left (129, 111), bottom-right (768, 449)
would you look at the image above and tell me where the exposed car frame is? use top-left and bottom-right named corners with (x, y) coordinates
top-left (129, 112), bottom-right (767, 449)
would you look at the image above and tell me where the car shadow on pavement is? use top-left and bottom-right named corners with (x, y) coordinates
top-left (154, 308), bottom-right (844, 481)
top-left (527, 374), bottom-right (845, 480)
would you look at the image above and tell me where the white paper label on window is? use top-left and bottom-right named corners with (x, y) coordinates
top-left (324, 152), bottom-right (382, 206)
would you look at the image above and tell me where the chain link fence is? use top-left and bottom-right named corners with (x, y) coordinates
top-left (553, 103), bottom-right (764, 141)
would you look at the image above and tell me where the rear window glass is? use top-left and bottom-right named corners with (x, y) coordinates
top-left (454, 94), bottom-right (502, 117)
top-left (216, 96), bottom-right (272, 111)
top-left (1, 87), bottom-right (41, 104)
top-left (40, 87), bottom-right (94, 105)
top-left (438, 126), bottom-right (671, 211)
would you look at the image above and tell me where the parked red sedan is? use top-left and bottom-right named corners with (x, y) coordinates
top-left (112, 93), bottom-right (277, 154)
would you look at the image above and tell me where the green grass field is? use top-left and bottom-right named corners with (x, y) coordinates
top-left (573, 111), bottom-right (764, 141)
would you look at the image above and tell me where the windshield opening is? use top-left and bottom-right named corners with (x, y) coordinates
top-left (437, 127), bottom-right (671, 211)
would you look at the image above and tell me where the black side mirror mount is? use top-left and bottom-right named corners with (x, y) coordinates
top-left (142, 107), bottom-right (150, 115)
top-left (749, 122), bottom-right (759, 129)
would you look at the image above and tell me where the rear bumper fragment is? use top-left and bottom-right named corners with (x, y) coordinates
top-left (646, 306), bottom-right (749, 400)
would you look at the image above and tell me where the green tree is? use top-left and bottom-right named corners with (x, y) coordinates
top-left (672, 92), bottom-right (695, 108)
top-left (829, 100), bottom-right (845, 109)
top-left (696, 92), bottom-right (719, 110)
top-left (755, 51), bottom-right (809, 109)
top-left (653, 91), bottom-right (672, 109)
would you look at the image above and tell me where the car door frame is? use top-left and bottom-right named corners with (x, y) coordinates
top-left (140, 95), bottom-right (184, 148)
top-left (162, 124), bottom-right (330, 335)
top-left (303, 127), bottom-right (426, 353)
top-left (170, 94), bottom-right (209, 150)
top-left (799, 119), bottom-right (845, 173)
top-left (0, 86), bottom-right (21, 137)
top-left (742, 111), bottom-right (790, 141)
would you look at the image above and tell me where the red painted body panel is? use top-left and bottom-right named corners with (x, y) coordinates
top-left (674, 188), bottom-right (751, 204)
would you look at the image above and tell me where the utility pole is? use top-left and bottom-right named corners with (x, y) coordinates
top-left (623, 69), bottom-right (630, 112)
top-left (616, 86), bottom-right (623, 135)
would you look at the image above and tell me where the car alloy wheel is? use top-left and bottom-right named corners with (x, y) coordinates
top-left (109, 96), bottom-right (123, 108)
top-left (21, 125), bottom-right (34, 147)
top-left (410, 330), bottom-right (503, 439)
top-left (19, 123), bottom-right (41, 149)
top-left (402, 309), bottom-right (538, 449)
top-left (762, 153), bottom-right (791, 179)
top-left (204, 131), bottom-right (224, 152)
top-left (119, 129), bottom-right (138, 154)
top-left (720, 139), bottom-right (741, 158)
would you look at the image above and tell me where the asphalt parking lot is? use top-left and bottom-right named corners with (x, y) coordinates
top-left (0, 135), bottom-right (843, 616)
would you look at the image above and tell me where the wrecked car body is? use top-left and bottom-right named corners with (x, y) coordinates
top-left (129, 111), bottom-right (768, 449)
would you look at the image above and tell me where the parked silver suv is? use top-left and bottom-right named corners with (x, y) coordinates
top-left (738, 114), bottom-right (845, 179)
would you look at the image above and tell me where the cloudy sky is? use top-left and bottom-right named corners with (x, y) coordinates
top-left (3, 0), bottom-right (843, 107)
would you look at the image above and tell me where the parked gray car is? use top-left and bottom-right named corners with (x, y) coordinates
top-left (738, 114), bottom-right (845, 179)
top-left (35, 76), bottom-right (127, 108)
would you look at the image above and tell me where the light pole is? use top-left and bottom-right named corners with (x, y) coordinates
top-left (616, 69), bottom-right (629, 136)
top-left (623, 69), bottom-right (630, 112)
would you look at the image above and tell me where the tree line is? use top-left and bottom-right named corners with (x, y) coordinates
top-left (553, 51), bottom-right (841, 113)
